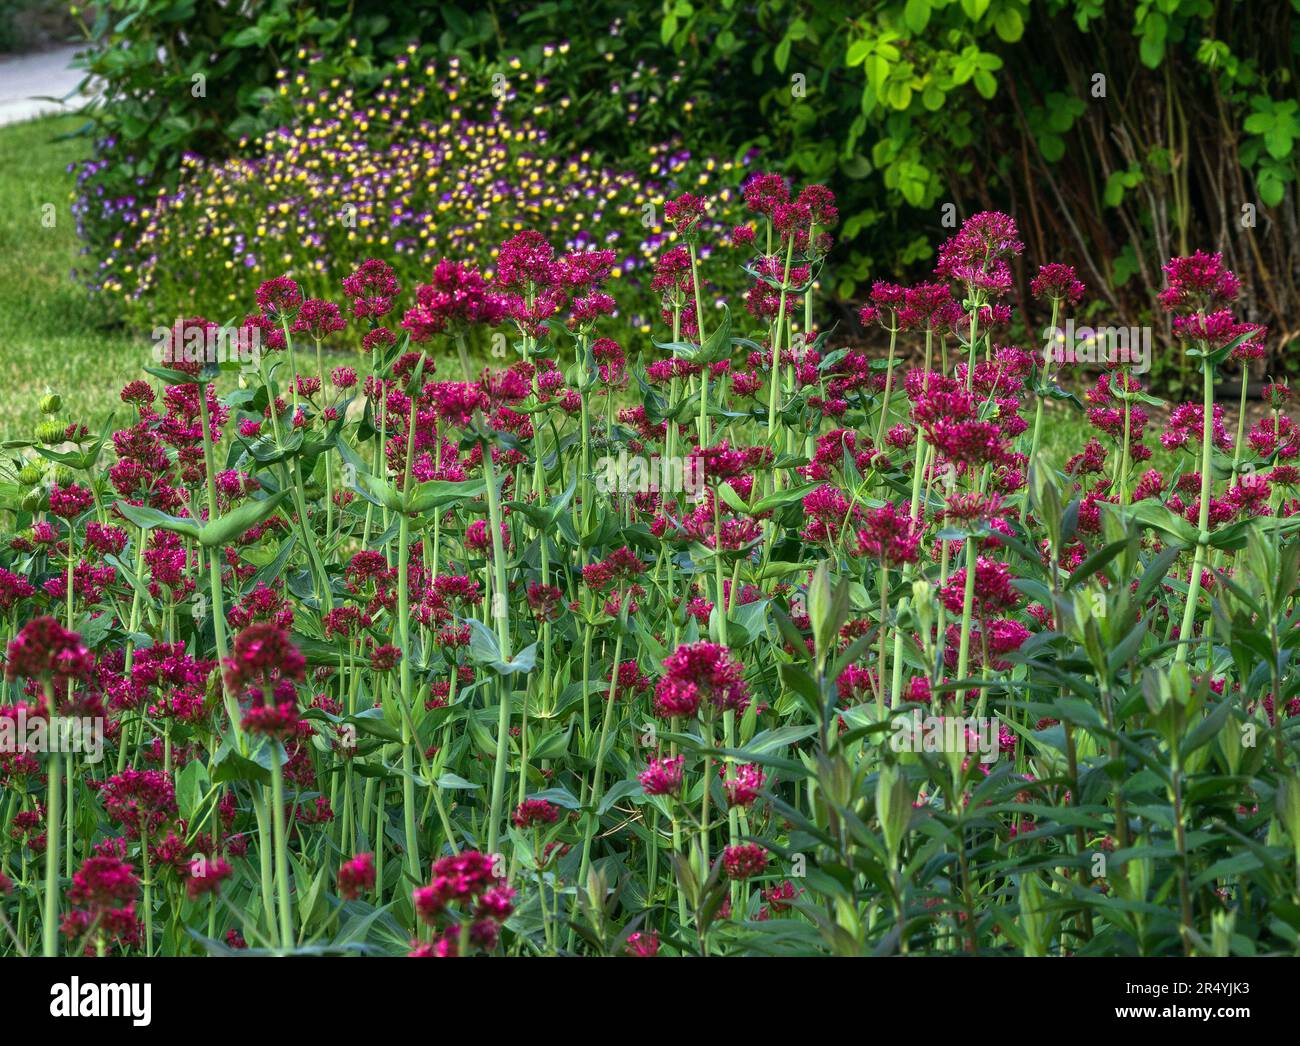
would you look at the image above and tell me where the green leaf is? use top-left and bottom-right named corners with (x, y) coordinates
top-left (176, 760), bottom-right (210, 822)
top-left (198, 490), bottom-right (291, 548)
top-left (718, 482), bottom-right (749, 515)
top-left (435, 772), bottom-right (481, 791)
top-left (597, 778), bottom-right (643, 816)
top-left (696, 305), bottom-right (733, 365)
top-left (113, 500), bottom-right (201, 541)
top-left (903, 0), bottom-right (931, 34)
top-left (464, 619), bottom-right (502, 664)
top-left (404, 478), bottom-right (487, 514)
top-left (750, 481), bottom-right (817, 515)
top-left (993, 8), bottom-right (1024, 41)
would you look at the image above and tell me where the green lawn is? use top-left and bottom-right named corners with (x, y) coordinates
top-left (0, 114), bottom-right (142, 441)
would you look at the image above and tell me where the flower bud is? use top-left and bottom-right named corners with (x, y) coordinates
top-left (1276, 774), bottom-right (1300, 852)
top-left (875, 763), bottom-right (914, 860)
top-left (39, 391), bottom-right (62, 415)
top-left (17, 464), bottom-right (43, 485)
top-left (911, 578), bottom-right (933, 636)
top-left (21, 488), bottom-right (46, 513)
top-left (35, 420), bottom-right (66, 445)
top-left (1210, 909), bottom-right (1235, 958)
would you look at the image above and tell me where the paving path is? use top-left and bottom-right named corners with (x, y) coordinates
top-left (0, 45), bottom-right (88, 126)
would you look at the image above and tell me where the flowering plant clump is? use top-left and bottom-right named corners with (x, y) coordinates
top-left (3, 174), bottom-right (1300, 960)
top-left (95, 53), bottom-right (753, 343)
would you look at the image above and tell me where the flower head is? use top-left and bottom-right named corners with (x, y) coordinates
top-left (653, 642), bottom-right (749, 719)
top-left (722, 843), bottom-right (768, 880)
top-left (337, 853), bottom-right (376, 900)
top-left (5, 617), bottom-right (94, 690)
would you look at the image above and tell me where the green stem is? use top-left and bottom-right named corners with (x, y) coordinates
top-left (42, 746), bottom-right (61, 957)
top-left (1174, 359), bottom-right (1214, 664)
top-left (270, 749), bottom-right (294, 950)
top-left (483, 437), bottom-right (514, 857)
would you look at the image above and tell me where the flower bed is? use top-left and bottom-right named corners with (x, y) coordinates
top-left (89, 55), bottom-right (752, 343)
top-left (2, 174), bottom-right (1299, 957)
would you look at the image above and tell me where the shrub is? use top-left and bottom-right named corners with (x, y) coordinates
top-left (0, 0), bottom-right (74, 52)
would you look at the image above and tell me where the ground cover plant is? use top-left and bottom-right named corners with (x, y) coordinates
top-left (1, 180), bottom-right (1299, 959)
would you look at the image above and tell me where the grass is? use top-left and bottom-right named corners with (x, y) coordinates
top-left (0, 114), bottom-right (141, 441)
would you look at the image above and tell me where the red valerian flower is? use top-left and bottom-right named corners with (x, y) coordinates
top-left (730, 225), bottom-right (756, 249)
top-left (67, 855), bottom-right (139, 910)
top-left (495, 230), bottom-right (559, 289)
top-left (762, 880), bottom-right (804, 914)
top-left (798, 184), bottom-right (838, 228)
top-left (582, 546), bottom-right (646, 589)
top-left (1157, 251), bottom-right (1240, 314)
top-left (61, 855), bottom-right (141, 953)
top-left (801, 483), bottom-right (861, 545)
top-left (854, 503), bottom-right (923, 566)
top-left (337, 853), bottom-right (376, 900)
top-left (526, 582), bottom-right (563, 622)
top-left (368, 643), bottom-right (402, 672)
top-left (428, 382), bottom-right (488, 428)
top-left (653, 641), bottom-right (750, 719)
top-left (412, 850), bottom-right (513, 955)
top-left (292, 298), bottom-right (347, 340)
top-left (342, 259), bottom-right (400, 319)
top-left (557, 249), bottom-right (617, 292)
top-left (625, 930), bottom-right (661, 956)
top-left (186, 856), bottom-right (234, 899)
top-left (690, 440), bottom-right (756, 484)
top-left (223, 624), bottom-right (307, 737)
top-left (722, 843), bottom-right (768, 880)
top-left (639, 754), bottom-right (685, 796)
top-left (511, 798), bottom-right (560, 828)
top-left (402, 259), bottom-right (507, 340)
top-left (1029, 263), bottom-right (1085, 306)
top-left (414, 850), bottom-right (502, 920)
top-left (223, 622), bottom-right (306, 693)
top-left (255, 275), bottom-right (303, 320)
top-left (5, 616), bottom-right (94, 689)
top-left (722, 763), bottom-right (767, 807)
top-left (664, 191), bottom-right (708, 236)
top-left (898, 282), bottom-right (962, 333)
top-left (742, 171), bottom-right (790, 216)
top-left (939, 557), bottom-right (1023, 617)
top-left (935, 211), bottom-right (1023, 298)
top-left (48, 483), bottom-right (95, 519)
top-left (98, 769), bottom-right (177, 838)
